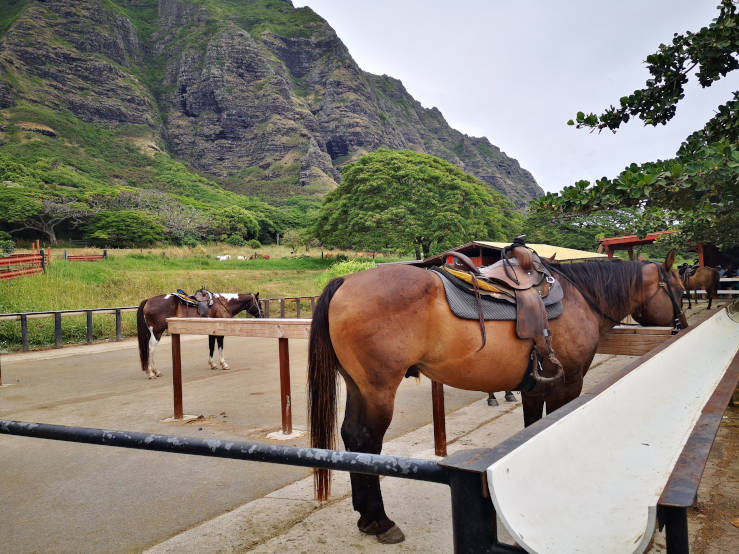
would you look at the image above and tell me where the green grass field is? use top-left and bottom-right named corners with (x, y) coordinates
top-left (0, 244), bottom-right (396, 350)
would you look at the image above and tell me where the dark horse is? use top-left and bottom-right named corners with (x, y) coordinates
top-left (680, 265), bottom-right (721, 309)
top-left (307, 252), bottom-right (685, 543)
top-left (137, 291), bottom-right (262, 379)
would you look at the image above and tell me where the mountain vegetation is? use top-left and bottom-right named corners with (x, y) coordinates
top-left (0, 0), bottom-right (542, 252)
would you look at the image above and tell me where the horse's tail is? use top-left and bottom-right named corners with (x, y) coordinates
top-left (307, 277), bottom-right (345, 501)
top-left (137, 299), bottom-right (150, 372)
top-left (710, 269), bottom-right (721, 298)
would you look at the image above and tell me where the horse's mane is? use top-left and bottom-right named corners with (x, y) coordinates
top-left (545, 259), bottom-right (644, 318)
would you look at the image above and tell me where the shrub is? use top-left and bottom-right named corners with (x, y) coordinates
top-left (0, 239), bottom-right (15, 256)
top-left (248, 239), bottom-right (261, 249)
top-left (226, 234), bottom-right (246, 246)
top-left (316, 259), bottom-right (376, 289)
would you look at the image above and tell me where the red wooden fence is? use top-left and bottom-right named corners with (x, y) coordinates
top-left (0, 252), bottom-right (45, 280)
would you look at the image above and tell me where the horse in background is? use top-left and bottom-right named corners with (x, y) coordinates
top-left (679, 264), bottom-right (721, 309)
top-left (307, 251), bottom-right (685, 543)
top-left (136, 291), bottom-right (262, 379)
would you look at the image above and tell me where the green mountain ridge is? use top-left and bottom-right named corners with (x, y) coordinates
top-left (0, 0), bottom-right (542, 218)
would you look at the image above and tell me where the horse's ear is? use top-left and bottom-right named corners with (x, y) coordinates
top-left (664, 249), bottom-right (677, 271)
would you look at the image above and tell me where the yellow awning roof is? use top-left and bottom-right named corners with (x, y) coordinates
top-left (474, 242), bottom-right (608, 261)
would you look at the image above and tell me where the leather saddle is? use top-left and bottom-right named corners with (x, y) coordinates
top-left (173, 286), bottom-right (214, 316)
top-left (444, 237), bottom-right (564, 386)
top-left (678, 263), bottom-right (697, 282)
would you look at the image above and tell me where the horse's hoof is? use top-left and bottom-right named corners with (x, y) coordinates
top-left (505, 392), bottom-right (516, 402)
top-left (377, 525), bottom-right (405, 544)
top-left (221, 363), bottom-right (230, 370)
top-left (487, 397), bottom-right (498, 407)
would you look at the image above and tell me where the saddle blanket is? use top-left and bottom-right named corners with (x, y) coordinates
top-left (430, 267), bottom-right (563, 321)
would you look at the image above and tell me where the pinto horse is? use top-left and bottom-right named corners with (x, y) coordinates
top-left (680, 265), bottom-right (721, 309)
top-left (136, 291), bottom-right (262, 379)
top-left (307, 252), bottom-right (686, 543)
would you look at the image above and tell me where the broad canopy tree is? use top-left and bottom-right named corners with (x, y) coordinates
top-left (0, 186), bottom-right (90, 244)
top-left (312, 149), bottom-right (522, 259)
top-left (533, 0), bottom-right (738, 249)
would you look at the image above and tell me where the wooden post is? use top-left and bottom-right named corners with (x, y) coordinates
top-left (432, 380), bottom-right (447, 457)
top-left (295, 298), bottom-right (301, 319)
top-left (86, 310), bottom-right (93, 344)
top-left (278, 337), bottom-right (292, 434)
top-left (172, 333), bottom-right (183, 419)
top-left (115, 309), bottom-right (122, 341)
top-left (54, 312), bottom-right (62, 348)
top-left (280, 298), bottom-right (285, 318)
top-left (40, 249), bottom-right (45, 273)
top-left (263, 299), bottom-right (270, 318)
top-left (21, 315), bottom-right (28, 352)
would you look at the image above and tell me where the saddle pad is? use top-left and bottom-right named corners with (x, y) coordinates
top-left (431, 268), bottom-right (563, 321)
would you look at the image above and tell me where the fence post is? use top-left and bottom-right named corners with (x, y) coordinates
top-left (64, 250), bottom-right (68, 260)
top-left (115, 309), bottom-right (122, 341)
top-left (103, 250), bottom-right (107, 259)
top-left (263, 299), bottom-right (270, 318)
top-left (86, 310), bottom-right (93, 344)
top-left (40, 249), bottom-right (45, 273)
top-left (21, 315), bottom-right (29, 352)
top-left (295, 298), bottom-right (301, 319)
top-left (280, 298), bottom-right (285, 318)
top-left (278, 337), bottom-right (292, 434)
top-left (172, 334), bottom-right (183, 419)
top-left (432, 381), bottom-right (447, 457)
top-left (310, 296), bottom-right (316, 315)
top-left (54, 312), bottom-right (62, 348)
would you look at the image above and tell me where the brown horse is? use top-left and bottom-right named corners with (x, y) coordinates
top-left (680, 265), bottom-right (721, 309)
top-left (307, 252), bottom-right (685, 543)
top-left (136, 291), bottom-right (261, 379)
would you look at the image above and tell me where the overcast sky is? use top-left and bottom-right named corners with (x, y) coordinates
top-left (293, 0), bottom-right (738, 194)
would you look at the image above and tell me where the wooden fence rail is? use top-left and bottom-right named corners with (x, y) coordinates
top-left (0, 296), bottom-right (319, 352)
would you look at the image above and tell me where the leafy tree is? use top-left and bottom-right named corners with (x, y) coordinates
top-left (85, 210), bottom-right (165, 247)
top-left (208, 205), bottom-right (260, 241)
top-left (312, 149), bottom-right (522, 259)
top-left (534, 0), bottom-right (738, 249)
top-left (522, 209), bottom-right (643, 252)
top-left (0, 186), bottom-right (91, 244)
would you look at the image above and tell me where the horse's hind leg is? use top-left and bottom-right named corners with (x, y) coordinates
top-left (341, 381), bottom-right (405, 544)
top-left (147, 326), bottom-right (163, 378)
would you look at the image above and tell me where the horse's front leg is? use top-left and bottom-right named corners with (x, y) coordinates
top-left (216, 335), bottom-right (229, 369)
top-left (341, 381), bottom-right (404, 544)
top-left (208, 336), bottom-right (219, 370)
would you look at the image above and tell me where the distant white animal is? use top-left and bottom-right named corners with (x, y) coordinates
top-left (237, 255), bottom-right (246, 260)
top-left (217, 255), bottom-right (232, 261)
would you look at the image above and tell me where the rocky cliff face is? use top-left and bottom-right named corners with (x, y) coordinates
top-left (0, 0), bottom-right (542, 206)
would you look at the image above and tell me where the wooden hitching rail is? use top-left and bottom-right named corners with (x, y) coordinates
top-left (165, 317), bottom-right (675, 453)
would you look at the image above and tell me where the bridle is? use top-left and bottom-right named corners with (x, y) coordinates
top-left (249, 293), bottom-right (263, 318)
top-left (632, 262), bottom-right (686, 333)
